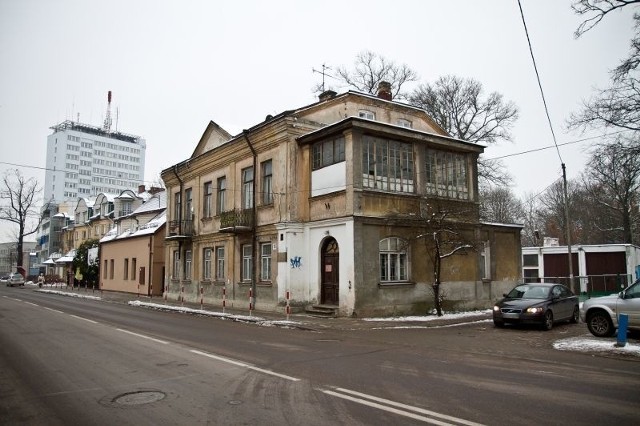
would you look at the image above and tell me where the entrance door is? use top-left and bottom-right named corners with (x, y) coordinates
top-left (321, 238), bottom-right (339, 305)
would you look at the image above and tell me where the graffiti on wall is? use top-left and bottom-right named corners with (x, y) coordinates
top-left (290, 256), bottom-right (302, 269)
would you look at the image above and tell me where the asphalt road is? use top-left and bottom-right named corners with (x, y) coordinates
top-left (1, 286), bottom-right (639, 425)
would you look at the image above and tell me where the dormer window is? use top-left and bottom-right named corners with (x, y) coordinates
top-left (358, 110), bottom-right (375, 120)
top-left (397, 119), bottom-right (412, 128)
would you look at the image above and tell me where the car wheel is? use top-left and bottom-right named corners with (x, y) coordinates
top-left (570, 306), bottom-right (579, 324)
top-left (493, 319), bottom-right (504, 328)
top-left (586, 310), bottom-right (615, 337)
top-left (543, 311), bottom-right (554, 331)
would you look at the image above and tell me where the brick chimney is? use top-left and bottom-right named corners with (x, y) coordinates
top-left (318, 90), bottom-right (337, 102)
top-left (377, 81), bottom-right (392, 101)
top-left (138, 184), bottom-right (146, 193)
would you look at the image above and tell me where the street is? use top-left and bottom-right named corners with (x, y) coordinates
top-left (1, 286), bottom-right (639, 425)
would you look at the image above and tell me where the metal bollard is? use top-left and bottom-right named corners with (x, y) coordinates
top-left (615, 313), bottom-right (629, 348)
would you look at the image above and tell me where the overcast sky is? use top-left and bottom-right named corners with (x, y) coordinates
top-left (0, 0), bottom-right (635, 241)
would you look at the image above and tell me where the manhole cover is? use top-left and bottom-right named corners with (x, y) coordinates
top-left (113, 391), bottom-right (166, 406)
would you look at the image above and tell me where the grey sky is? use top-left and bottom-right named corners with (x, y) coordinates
top-left (0, 0), bottom-right (635, 240)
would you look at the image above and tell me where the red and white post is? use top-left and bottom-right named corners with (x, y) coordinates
top-left (249, 288), bottom-right (254, 316)
top-left (285, 290), bottom-right (291, 321)
top-left (200, 285), bottom-right (204, 310)
top-left (222, 285), bottom-right (227, 314)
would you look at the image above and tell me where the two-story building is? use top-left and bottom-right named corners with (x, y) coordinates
top-left (161, 85), bottom-right (522, 317)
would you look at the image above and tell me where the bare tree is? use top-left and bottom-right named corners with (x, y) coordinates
top-left (0, 170), bottom-right (43, 272)
top-left (409, 75), bottom-right (519, 186)
top-left (416, 203), bottom-right (476, 316)
top-left (583, 136), bottom-right (640, 243)
top-left (333, 50), bottom-right (419, 99)
top-left (569, 1), bottom-right (640, 132)
top-left (520, 192), bottom-right (547, 247)
top-left (538, 179), bottom-right (584, 246)
top-left (479, 186), bottom-right (525, 224)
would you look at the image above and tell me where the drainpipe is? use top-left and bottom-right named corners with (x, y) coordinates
top-left (172, 165), bottom-right (184, 280)
top-left (243, 131), bottom-right (257, 309)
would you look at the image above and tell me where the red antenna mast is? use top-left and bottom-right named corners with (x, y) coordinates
top-left (103, 90), bottom-right (113, 132)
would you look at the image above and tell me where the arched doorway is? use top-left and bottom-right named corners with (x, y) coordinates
top-left (321, 237), bottom-right (339, 305)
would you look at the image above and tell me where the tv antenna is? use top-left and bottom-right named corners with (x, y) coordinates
top-left (312, 63), bottom-right (334, 92)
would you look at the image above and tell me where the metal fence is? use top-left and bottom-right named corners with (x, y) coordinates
top-left (524, 274), bottom-right (634, 298)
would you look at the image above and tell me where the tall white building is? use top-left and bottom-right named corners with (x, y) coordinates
top-left (44, 120), bottom-right (146, 201)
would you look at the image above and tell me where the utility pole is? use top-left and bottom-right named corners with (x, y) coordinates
top-left (562, 164), bottom-right (575, 294)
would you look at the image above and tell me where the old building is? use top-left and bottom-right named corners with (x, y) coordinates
top-left (161, 85), bottom-right (522, 316)
top-left (99, 190), bottom-right (166, 296)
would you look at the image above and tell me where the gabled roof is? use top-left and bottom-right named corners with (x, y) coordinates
top-left (191, 120), bottom-right (234, 157)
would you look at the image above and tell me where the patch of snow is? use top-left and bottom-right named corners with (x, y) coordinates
top-left (37, 289), bottom-right (101, 300)
top-left (363, 309), bottom-right (491, 322)
top-left (553, 336), bottom-right (640, 357)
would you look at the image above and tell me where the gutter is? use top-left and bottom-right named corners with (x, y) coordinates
top-left (243, 130), bottom-right (258, 309)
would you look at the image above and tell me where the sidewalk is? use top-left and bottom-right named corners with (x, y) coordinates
top-left (32, 284), bottom-right (493, 331)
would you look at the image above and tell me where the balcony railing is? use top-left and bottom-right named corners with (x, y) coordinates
top-left (219, 209), bottom-right (254, 232)
top-left (168, 220), bottom-right (194, 237)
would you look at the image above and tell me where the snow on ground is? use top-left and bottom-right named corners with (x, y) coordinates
top-left (34, 290), bottom-right (640, 356)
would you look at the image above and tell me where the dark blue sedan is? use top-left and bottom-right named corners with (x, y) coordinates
top-left (493, 283), bottom-right (579, 330)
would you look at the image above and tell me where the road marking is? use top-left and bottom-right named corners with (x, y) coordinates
top-left (24, 302), bottom-right (39, 307)
top-left (70, 314), bottom-right (98, 324)
top-left (43, 307), bottom-right (64, 314)
top-left (116, 328), bottom-right (169, 344)
top-left (322, 387), bottom-right (484, 426)
top-left (190, 349), bottom-right (300, 382)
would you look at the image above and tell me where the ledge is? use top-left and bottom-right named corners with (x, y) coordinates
top-left (378, 281), bottom-right (416, 288)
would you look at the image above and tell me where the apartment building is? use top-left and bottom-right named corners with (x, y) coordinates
top-left (161, 84), bottom-right (522, 316)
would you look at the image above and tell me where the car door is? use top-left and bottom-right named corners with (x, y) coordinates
top-left (617, 280), bottom-right (640, 327)
top-left (551, 285), bottom-right (572, 320)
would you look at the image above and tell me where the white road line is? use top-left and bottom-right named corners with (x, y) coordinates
top-left (69, 314), bottom-right (98, 324)
top-left (190, 349), bottom-right (300, 382)
top-left (43, 307), bottom-right (64, 314)
top-left (323, 387), bottom-right (484, 426)
top-left (116, 328), bottom-right (169, 344)
top-left (24, 302), bottom-right (39, 307)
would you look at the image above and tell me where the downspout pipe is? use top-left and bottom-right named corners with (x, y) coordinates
top-left (243, 130), bottom-right (258, 309)
top-left (172, 165), bottom-right (184, 281)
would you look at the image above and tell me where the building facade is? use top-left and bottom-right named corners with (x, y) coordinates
top-left (0, 241), bottom-right (37, 277)
top-left (161, 86), bottom-right (522, 317)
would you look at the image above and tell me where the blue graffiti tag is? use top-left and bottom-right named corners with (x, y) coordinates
top-left (290, 256), bottom-right (302, 269)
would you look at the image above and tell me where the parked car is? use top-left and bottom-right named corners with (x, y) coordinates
top-left (493, 283), bottom-right (579, 330)
top-left (0, 275), bottom-right (8, 284)
top-left (6, 273), bottom-right (24, 287)
top-left (580, 278), bottom-right (640, 337)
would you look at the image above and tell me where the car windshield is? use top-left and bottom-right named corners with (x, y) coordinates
top-left (507, 285), bottom-right (549, 299)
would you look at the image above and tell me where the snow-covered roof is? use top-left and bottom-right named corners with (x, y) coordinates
top-left (133, 191), bottom-right (166, 215)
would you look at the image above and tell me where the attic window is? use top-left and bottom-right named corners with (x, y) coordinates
top-left (358, 110), bottom-right (375, 120)
top-left (397, 119), bottom-right (412, 128)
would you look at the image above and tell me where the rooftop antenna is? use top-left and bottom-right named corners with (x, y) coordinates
top-left (312, 63), bottom-right (332, 92)
top-left (103, 90), bottom-right (112, 133)
top-left (115, 106), bottom-right (119, 132)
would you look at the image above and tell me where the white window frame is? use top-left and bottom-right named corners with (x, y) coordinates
top-left (215, 246), bottom-right (225, 280)
top-left (358, 110), bottom-right (375, 120)
top-left (242, 244), bottom-right (252, 282)
top-left (379, 237), bottom-right (409, 282)
top-left (260, 242), bottom-right (272, 281)
top-left (173, 250), bottom-right (180, 280)
top-left (184, 250), bottom-right (192, 280)
top-left (203, 248), bottom-right (212, 280)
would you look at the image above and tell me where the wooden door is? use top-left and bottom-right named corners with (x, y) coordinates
top-left (321, 238), bottom-right (339, 305)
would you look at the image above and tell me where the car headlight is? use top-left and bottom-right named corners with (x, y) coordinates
top-left (493, 306), bottom-right (500, 312)
top-left (526, 307), bottom-right (543, 314)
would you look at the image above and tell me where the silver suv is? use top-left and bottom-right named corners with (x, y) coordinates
top-left (6, 273), bottom-right (24, 287)
top-left (580, 278), bottom-right (640, 337)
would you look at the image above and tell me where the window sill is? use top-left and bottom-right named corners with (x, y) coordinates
top-left (378, 281), bottom-right (415, 288)
top-left (257, 281), bottom-right (273, 287)
top-left (200, 217), bottom-right (213, 223)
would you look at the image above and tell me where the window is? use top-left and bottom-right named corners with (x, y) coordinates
top-left (379, 237), bottom-right (408, 282)
top-left (397, 119), bottom-right (412, 128)
top-left (173, 250), bottom-right (180, 279)
top-left (103, 259), bottom-right (108, 278)
top-left (480, 241), bottom-right (491, 280)
top-left (110, 259), bottom-right (114, 279)
top-left (242, 244), bottom-right (252, 282)
top-left (216, 177), bottom-right (226, 215)
top-left (203, 248), bottom-right (212, 280)
top-left (216, 246), bottom-right (225, 280)
top-left (242, 167), bottom-right (254, 209)
top-left (124, 258), bottom-right (129, 279)
top-left (425, 149), bottom-right (469, 200)
top-left (523, 254), bottom-right (539, 267)
top-left (362, 136), bottom-right (414, 193)
top-left (203, 182), bottom-right (213, 218)
top-left (260, 243), bottom-right (272, 281)
top-left (132, 258), bottom-right (137, 281)
top-left (312, 137), bottom-right (345, 170)
top-left (359, 110), bottom-right (375, 120)
top-left (261, 160), bottom-right (273, 205)
top-left (184, 250), bottom-right (192, 280)
top-left (174, 192), bottom-right (181, 221)
top-left (185, 188), bottom-right (193, 218)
